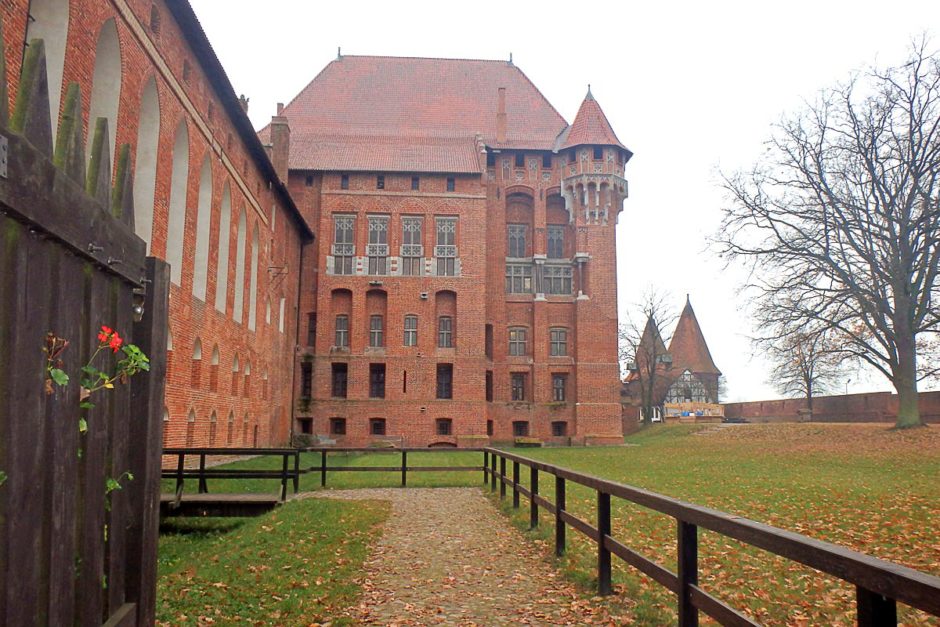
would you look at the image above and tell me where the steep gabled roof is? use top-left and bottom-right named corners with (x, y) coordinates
top-left (266, 55), bottom-right (570, 172)
top-left (667, 297), bottom-right (721, 376)
top-left (558, 87), bottom-right (630, 153)
top-left (638, 315), bottom-right (668, 358)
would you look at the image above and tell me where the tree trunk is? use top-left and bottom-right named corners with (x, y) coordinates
top-left (894, 329), bottom-right (922, 428)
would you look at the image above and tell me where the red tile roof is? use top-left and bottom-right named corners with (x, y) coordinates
top-left (667, 297), bottom-right (721, 376)
top-left (559, 88), bottom-right (628, 151)
top-left (265, 55), bottom-right (570, 172)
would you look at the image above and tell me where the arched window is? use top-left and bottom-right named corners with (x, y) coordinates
top-left (243, 360), bottom-right (252, 398)
top-left (248, 225), bottom-right (259, 331)
top-left (231, 354), bottom-right (240, 396)
top-left (86, 19), bottom-right (122, 167)
top-left (192, 156), bottom-right (213, 300)
top-left (166, 122), bottom-right (190, 285)
top-left (25, 0), bottom-right (69, 143)
top-left (209, 411), bottom-right (218, 445)
top-left (227, 410), bottom-right (235, 444)
top-left (233, 209), bottom-right (247, 322)
top-left (185, 409), bottom-right (196, 446)
top-left (191, 338), bottom-right (202, 388)
top-left (133, 77), bottom-right (160, 251)
top-left (214, 183), bottom-right (232, 313)
top-left (209, 344), bottom-right (220, 392)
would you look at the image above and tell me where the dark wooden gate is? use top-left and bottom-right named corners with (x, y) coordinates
top-left (0, 32), bottom-right (168, 626)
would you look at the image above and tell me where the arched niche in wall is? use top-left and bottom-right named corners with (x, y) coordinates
top-left (133, 77), bottom-right (160, 252)
top-left (25, 0), bottom-right (70, 143)
top-left (233, 209), bottom-right (247, 323)
top-left (86, 18), bottom-right (122, 168)
top-left (214, 182), bottom-right (232, 313)
top-left (192, 156), bottom-right (213, 300)
top-left (166, 121), bottom-right (190, 285)
top-left (248, 225), bottom-right (260, 331)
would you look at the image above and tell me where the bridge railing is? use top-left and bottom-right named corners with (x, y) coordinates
top-left (299, 447), bottom-right (484, 487)
top-left (482, 448), bottom-right (940, 627)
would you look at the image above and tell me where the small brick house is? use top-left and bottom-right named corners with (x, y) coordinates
top-left (267, 56), bottom-right (633, 446)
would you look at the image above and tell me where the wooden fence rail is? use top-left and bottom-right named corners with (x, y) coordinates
top-left (300, 447), bottom-right (484, 487)
top-left (482, 448), bottom-right (940, 627)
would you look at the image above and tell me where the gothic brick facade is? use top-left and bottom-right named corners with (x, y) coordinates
top-left (272, 57), bottom-right (632, 446)
top-left (2, 0), bottom-right (312, 448)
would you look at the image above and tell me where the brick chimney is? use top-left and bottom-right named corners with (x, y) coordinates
top-left (496, 87), bottom-right (507, 144)
top-left (269, 103), bottom-right (290, 182)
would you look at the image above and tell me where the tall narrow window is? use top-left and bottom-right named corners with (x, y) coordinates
top-left (507, 224), bottom-right (527, 258)
top-left (547, 226), bottom-right (565, 259)
top-left (438, 316), bottom-right (453, 348)
top-left (215, 183), bottom-right (232, 313)
top-left (301, 362), bottom-right (312, 398)
top-left (542, 154), bottom-right (552, 169)
top-left (552, 374), bottom-right (567, 401)
top-left (509, 327), bottom-right (527, 356)
top-left (436, 364), bottom-right (453, 399)
top-left (411, 176), bottom-right (420, 190)
top-left (166, 123), bottom-right (189, 286)
top-left (446, 177), bottom-right (455, 192)
top-left (544, 266), bottom-right (573, 295)
top-left (435, 217), bottom-right (457, 276)
top-left (485, 370), bottom-right (493, 402)
top-left (192, 157), bottom-right (213, 299)
top-left (401, 217), bottom-right (423, 276)
top-left (369, 364), bottom-right (386, 398)
top-left (511, 373), bottom-right (526, 401)
top-left (331, 363), bottom-right (348, 398)
top-left (550, 328), bottom-right (568, 356)
top-left (505, 265), bottom-right (532, 293)
top-left (594, 146), bottom-right (604, 160)
top-left (367, 215), bottom-right (389, 275)
top-left (403, 315), bottom-right (418, 346)
top-left (376, 175), bottom-right (385, 189)
top-left (514, 153), bottom-right (525, 168)
top-left (248, 226), bottom-right (259, 330)
top-left (340, 174), bottom-right (349, 189)
top-left (332, 215), bottom-right (355, 275)
top-left (369, 315), bottom-right (384, 348)
top-left (334, 314), bottom-right (349, 347)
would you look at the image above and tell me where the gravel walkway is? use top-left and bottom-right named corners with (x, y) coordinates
top-left (305, 488), bottom-right (623, 626)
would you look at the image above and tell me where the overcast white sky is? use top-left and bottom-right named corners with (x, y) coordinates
top-left (189, 0), bottom-right (940, 401)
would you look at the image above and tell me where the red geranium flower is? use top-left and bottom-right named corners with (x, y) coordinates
top-left (108, 331), bottom-right (123, 353)
top-left (97, 325), bottom-right (113, 344)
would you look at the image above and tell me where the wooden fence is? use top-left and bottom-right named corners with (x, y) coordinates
top-left (0, 32), bottom-right (168, 626)
top-left (482, 449), bottom-right (940, 627)
top-left (302, 446), bottom-right (484, 487)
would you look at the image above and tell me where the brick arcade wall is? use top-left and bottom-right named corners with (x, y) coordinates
top-left (723, 391), bottom-right (940, 424)
top-left (3, 0), bottom-right (306, 448)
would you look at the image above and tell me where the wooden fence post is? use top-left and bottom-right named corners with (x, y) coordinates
top-left (512, 461), bottom-right (520, 508)
top-left (678, 520), bottom-right (698, 626)
top-left (555, 476), bottom-right (566, 556)
top-left (857, 586), bottom-right (897, 627)
top-left (198, 454), bottom-right (207, 494)
top-left (280, 454), bottom-right (289, 501)
top-left (490, 453), bottom-right (497, 491)
top-left (483, 450), bottom-right (489, 484)
top-left (530, 467), bottom-right (539, 528)
top-left (499, 457), bottom-right (506, 499)
top-left (401, 450), bottom-right (408, 487)
top-left (598, 491), bottom-right (612, 595)
top-left (320, 450), bottom-right (327, 487)
top-left (293, 452), bottom-right (300, 494)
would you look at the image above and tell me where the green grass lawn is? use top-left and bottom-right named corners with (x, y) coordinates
top-left (157, 497), bottom-right (389, 626)
top-left (159, 423), bottom-right (940, 625)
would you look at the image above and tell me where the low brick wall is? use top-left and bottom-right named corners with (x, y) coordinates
top-left (724, 391), bottom-right (940, 424)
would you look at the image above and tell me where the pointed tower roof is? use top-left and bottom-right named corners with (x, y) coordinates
top-left (667, 296), bottom-right (721, 376)
top-left (638, 315), bottom-right (668, 358)
top-left (558, 87), bottom-right (630, 153)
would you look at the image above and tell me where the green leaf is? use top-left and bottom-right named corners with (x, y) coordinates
top-left (78, 417), bottom-right (87, 433)
top-left (79, 401), bottom-right (94, 410)
top-left (49, 368), bottom-right (69, 386)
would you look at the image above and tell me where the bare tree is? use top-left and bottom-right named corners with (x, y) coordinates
top-left (715, 42), bottom-right (940, 428)
top-left (620, 289), bottom-right (676, 425)
top-left (763, 326), bottom-right (845, 412)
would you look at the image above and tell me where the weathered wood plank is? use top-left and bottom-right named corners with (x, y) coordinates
top-left (76, 270), bottom-right (109, 625)
top-left (125, 257), bottom-right (169, 626)
top-left (10, 39), bottom-right (52, 156)
top-left (52, 83), bottom-right (85, 185)
top-left (2, 220), bottom-right (52, 625)
top-left (44, 246), bottom-right (83, 625)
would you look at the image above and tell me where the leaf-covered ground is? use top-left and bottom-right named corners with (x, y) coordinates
top-left (157, 498), bottom-right (389, 625)
top-left (516, 423), bottom-right (940, 625)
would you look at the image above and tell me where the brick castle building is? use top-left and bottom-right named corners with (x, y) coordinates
top-left (2, 0), bottom-right (312, 448)
top-left (4, 1), bottom-right (631, 448)
top-left (268, 55), bottom-right (632, 446)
